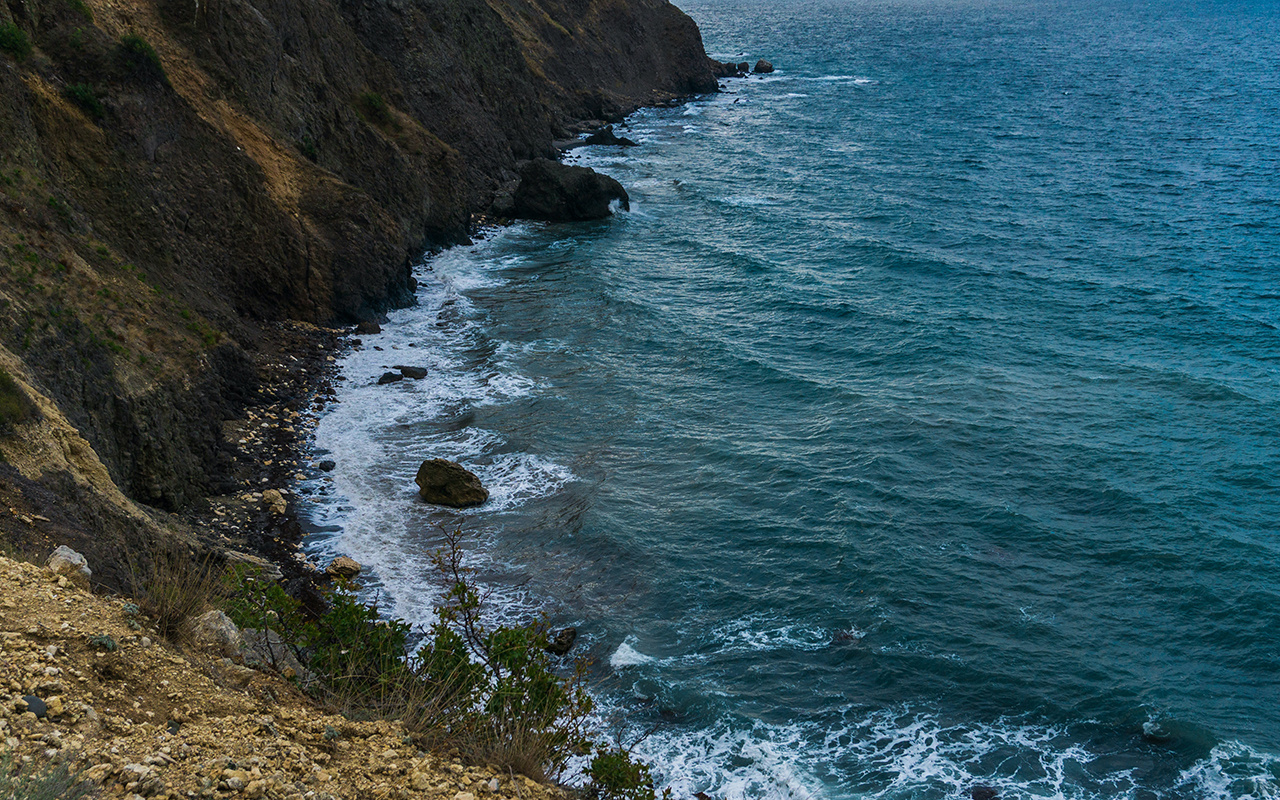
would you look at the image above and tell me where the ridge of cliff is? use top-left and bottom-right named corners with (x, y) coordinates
top-left (0, 0), bottom-right (719, 569)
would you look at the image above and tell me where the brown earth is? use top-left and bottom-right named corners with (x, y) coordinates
top-left (0, 554), bottom-right (573, 800)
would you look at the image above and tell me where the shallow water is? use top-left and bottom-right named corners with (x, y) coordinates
top-left (302, 0), bottom-right (1280, 796)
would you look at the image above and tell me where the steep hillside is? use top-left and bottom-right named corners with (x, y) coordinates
top-left (0, 0), bottom-right (719, 569)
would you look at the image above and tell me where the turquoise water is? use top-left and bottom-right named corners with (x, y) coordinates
top-left (305, 0), bottom-right (1280, 796)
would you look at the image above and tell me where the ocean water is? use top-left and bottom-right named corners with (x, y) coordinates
top-left (301, 0), bottom-right (1280, 797)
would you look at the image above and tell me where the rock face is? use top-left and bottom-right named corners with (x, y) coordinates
top-left (415, 459), bottom-right (489, 508)
top-left (755, 59), bottom-right (775, 74)
top-left (510, 159), bottom-right (631, 221)
top-left (47, 546), bottom-right (91, 581)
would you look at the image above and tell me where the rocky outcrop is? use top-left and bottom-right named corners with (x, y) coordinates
top-left (755, 59), bottom-right (775, 74)
top-left (326, 555), bottom-right (362, 580)
top-left (508, 159), bottom-right (631, 221)
top-left (584, 126), bottom-right (639, 147)
top-left (415, 459), bottom-right (489, 508)
top-left (0, 0), bottom-right (719, 535)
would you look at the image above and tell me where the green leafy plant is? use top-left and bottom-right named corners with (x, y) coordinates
top-left (116, 33), bottom-right (167, 84)
top-left (586, 747), bottom-right (663, 800)
top-left (87, 633), bottom-right (117, 651)
top-left (0, 24), bottom-right (31, 61)
top-left (63, 84), bottom-right (104, 120)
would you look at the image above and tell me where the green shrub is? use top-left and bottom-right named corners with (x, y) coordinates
top-left (67, 0), bottom-right (94, 22)
top-left (0, 24), bottom-right (31, 61)
top-left (63, 84), bottom-right (104, 120)
top-left (116, 33), bottom-right (166, 84)
top-left (0, 748), bottom-right (95, 800)
top-left (587, 748), bottom-right (662, 800)
top-left (356, 92), bottom-right (393, 125)
top-left (0, 369), bottom-right (34, 431)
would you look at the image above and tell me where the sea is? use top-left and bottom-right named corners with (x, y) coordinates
top-left (299, 0), bottom-right (1280, 797)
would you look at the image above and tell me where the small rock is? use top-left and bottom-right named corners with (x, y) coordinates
top-left (355, 321), bottom-right (381, 335)
top-left (377, 371), bottom-right (403, 385)
top-left (326, 556), bottom-right (362, 581)
top-left (394, 365), bottom-right (429, 380)
top-left (261, 489), bottom-right (287, 516)
top-left (46, 546), bottom-right (91, 581)
top-left (754, 58), bottom-right (774, 74)
top-left (318, 460), bottom-right (336, 472)
top-left (20, 696), bottom-right (46, 718)
top-left (415, 459), bottom-right (489, 508)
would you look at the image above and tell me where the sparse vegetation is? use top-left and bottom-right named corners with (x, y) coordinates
top-left (0, 748), bottom-right (95, 800)
top-left (0, 24), bottom-right (32, 61)
top-left (67, 0), bottom-right (94, 22)
top-left (0, 369), bottom-right (35, 431)
top-left (127, 546), bottom-right (224, 642)
top-left (356, 92), bottom-right (394, 126)
top-left (298, 135), bottom-right (319, 161)
top-left (116, 33), bottom-right (167, 84)
top-left (63, 83), bottom-right (104, 120)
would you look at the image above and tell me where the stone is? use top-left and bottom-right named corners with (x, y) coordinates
top-left (355, 321), bottom-right (381, 335)
top-left (971, 787), bottom-right (999, 800)
top-left (46, 546), bottom-right (91, 581)
top-left (415, 459), bottom-right (489, 508)
top-left (754, 58), bottom-right (774, 74)
top-left (510, 158), bottom-right (629, 221)
top-left (377, 371), bottom-right (403, 385)
top-left (20, 695), bottom-right (47, 718)
top-left (394, 365), bottom-right (428, 379)
top-left (261, 489), bottom-right (287, 516)
top-left (191, 610), bottom-right (244, 658)
top-left (318, 460), bottom-right (336, 472)
top-left (546, 627), bottom-right (577, 656)
top-left (326, 556), bottom-right (362, 581)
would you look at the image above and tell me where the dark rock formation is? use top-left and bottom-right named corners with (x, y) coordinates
top-left (377, 372), bottom-right (403, 385)
top-left (970, 787), bottom-right (999, 800)
top-left (318, 460), bottom-right (336, 472)
top-left (510, 159), bottom-right (630, 221)
top-left (583, 126), bottom-right (639, 147)
top-left (395, 366), bottom-right (429, 379)
top-left (415, 459), bottom-right (489, 508)
top-left (546, 627), bottom-right (578, 656)
top-left (355, 321), bottom-right (382, 335)
top-left (755, 59), bottom-right (775, 74)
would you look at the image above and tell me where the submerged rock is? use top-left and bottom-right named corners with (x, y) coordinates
top-left (510, 159), bottom-right (629, 221)
top-left (754, 58), bottom-right (774, 74)
top-left (355, 321), bottom-right (382, 335)
top-left (970, 786), bottom-right (999, 800)
top-left (546, 627), bottom-right (578, 656)
top-left (415, 459), bottom-right (489, 508)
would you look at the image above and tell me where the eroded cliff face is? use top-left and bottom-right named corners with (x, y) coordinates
top-left (0, 0), bottom-right (717, 565)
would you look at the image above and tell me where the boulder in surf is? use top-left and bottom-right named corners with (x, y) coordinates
top-left (415, 459), bottom-right (489, 508)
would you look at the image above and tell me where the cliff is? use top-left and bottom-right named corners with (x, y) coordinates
top-left (0, 0), bottom-right (718, 573)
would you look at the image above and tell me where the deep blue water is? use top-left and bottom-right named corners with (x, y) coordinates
top-left (304, 0), bottom-right (1280, 797)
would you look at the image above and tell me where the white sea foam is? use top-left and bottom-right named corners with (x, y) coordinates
top-left (306, 232), bottom-right (576, 622)
top-left (1175, 741), bottom-right (1280, 799)
top-left (610, 639), bottom-right (657, 668)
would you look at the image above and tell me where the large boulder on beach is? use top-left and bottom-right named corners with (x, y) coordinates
top-left (415, 459), bottom-right (489, 508)
top-left (511, 159), bottom-right (630, 221)
top-left (754, 58), bottom-right (774, 74)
